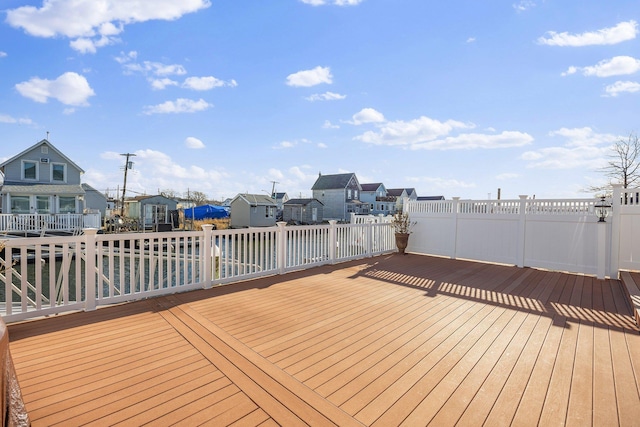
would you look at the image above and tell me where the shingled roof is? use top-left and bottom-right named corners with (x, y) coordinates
top-left (311, 173), bottom-right (359, 190)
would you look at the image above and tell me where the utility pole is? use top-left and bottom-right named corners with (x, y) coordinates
top-left (270, 180), bottom-right (279, 198)
top-left (120, 153), bottom-right (136, 216)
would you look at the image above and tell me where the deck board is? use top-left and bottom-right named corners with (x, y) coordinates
top-left (8, 253), bottom-right (640, 426)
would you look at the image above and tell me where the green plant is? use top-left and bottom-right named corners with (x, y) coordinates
top-left (391, 211), bottom-right (416, 234)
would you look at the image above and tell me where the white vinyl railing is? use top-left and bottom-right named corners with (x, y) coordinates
top-left (0, 221), bottom-right (396, 322)
top-left (0, 213), bottom-right (101, 235)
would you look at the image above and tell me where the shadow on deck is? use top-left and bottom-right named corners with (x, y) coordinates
top-left (7, 253), bottom-right (640, 426)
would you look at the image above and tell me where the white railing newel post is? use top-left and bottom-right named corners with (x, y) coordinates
top-left (276, 222), bottom-right (287, 274)
top-left (202, 224), bottom-right (214, 289)
top-left (517, 195), bottom-right (528, 268)
top-left (84, 228), bottom-right (99, 311)
top-left (451, 197), bottom-right (460, 259)
top-left (329, 220), bottom-right (337, 264)
top-left (609, 184), bottom-right (622, 279)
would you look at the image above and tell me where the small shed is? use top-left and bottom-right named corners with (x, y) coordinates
top-left (124, 195), bottom-right (178, 230)
top-left (283, 198), bottom-right (324, 224)
top-left (230, 194), bottom-right (278, 228)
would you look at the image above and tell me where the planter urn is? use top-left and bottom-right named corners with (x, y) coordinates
top-left (395, 232), bottom-right (409, 254)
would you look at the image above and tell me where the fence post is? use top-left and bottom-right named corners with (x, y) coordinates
top-left (276, 222), bottom-right (287, 274)
top-left (366, 219), bottom-right (373, 257)
top-left (451, 197), bottom-right (460, 259)
top-left (84, 228), bottom-right (98, 311)
top-left (516, 195), bottom-right (528, 268)
top-left (609, 184), bottom-right (622, 278)
top-left (597, 217), bottom-right (607, 280)
top-left (202, 224), bottom-right (213, 289)
top-left (329, 220), bottom-right (337, 264)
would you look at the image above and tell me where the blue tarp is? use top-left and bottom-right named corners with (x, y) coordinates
top-left (184, 204), bottom-right (229, 220)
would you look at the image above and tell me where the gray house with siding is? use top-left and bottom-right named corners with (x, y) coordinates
top-left (124, 195), bottom-right (178, 230)
top-left (230, 193), bottom-right (278, 228)
top-left (0, 139), bottom-right (88, 215)
top-left (283, 198), bottom-right (323, 224)
top-left (311, 173), bottom-right (369, 221)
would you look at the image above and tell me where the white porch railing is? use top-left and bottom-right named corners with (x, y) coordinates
top-left (0, 213), bottom-right (101, 235)
top-left (0, 221), bottom-right (395, 323)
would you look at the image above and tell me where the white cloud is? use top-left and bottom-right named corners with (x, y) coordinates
top-left (513, 1), bottom-right (536, 12)
top-left (124, 61), bottom-right (187, 76)
top-left (274, 140), bottom-right (296, 149)
top-left (409, 131), bottom-right (533, 150)
top-left (6, 0), bottom-right (211, 54)
top-left (286, 66), bottom-right (332, 87)
top-left (604, 80), bottom-right (640, 97)
top-left (0, 52), bottom-right (7, 58)
top-left (466, 37), bottom-right (476, 43)
top-left (182, 76), bottom-right (237, 90)
top-left (143, 98), bottom-right (212, 114)
top-left (538, 20), bottom-right (638, 47)
top-left (521, 127), bottom-right (618, 169)
top-left (317, 142), bottom-right (328, 148)
top-left (354, 115), bottom-right (471, 145)
top-left (150, 78), bottom-right (179, 90)
top-left (0, 114), bottom-right (34, 125)
top-left (305, 91), bottom-right (346, 102)
top-left (349, 108), bottom-right (385, 125)
top-left (185, 137), bottom-right (205, 149)
top-left (323, 120), bottom-right (339, 129)
top-left (15, 72), bottom-right (95, 106)
top-left (564, 56), bottom-right (640, 78)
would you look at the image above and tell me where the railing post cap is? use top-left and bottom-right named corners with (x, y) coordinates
top-left (201, 224), bottom-right (214, 231)
top-left (329, 220), bottom-right (337, 225)
top-left (276, 221), bottom-right (287, 227)
top-left (83, 228), bottom-right (99, 235)
top-left (519, 195), bottom-right (528, 199)
top-left (452, 197), bottom-right (460, 201)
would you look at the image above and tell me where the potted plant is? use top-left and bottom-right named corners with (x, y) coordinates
top-left (390, 211), bottom-right (415, 254)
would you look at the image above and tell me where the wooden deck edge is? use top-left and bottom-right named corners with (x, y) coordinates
top-left (619, 271), bottom-right (640, 329)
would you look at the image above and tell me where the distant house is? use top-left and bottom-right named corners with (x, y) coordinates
top-left (0, 139), bottom-right (100, 215)
top-left (283, 198), bottom-right (323, 224)
top-left (81, 183), bottom-right (108, 217)
top-left (387, 188), bottom-right (418, 212)
top-left (417, 196), bottom-right (445, 201)
top-left (272, 192), bottom-right (289, 211)
top-left (360, 183), bottom-right (395, 216)
top-left (124, 195), bottom-right (178, 231)
top-left (230, 193), bottom-right (278, 228)
top-left (311, 173), bottom-right (369, 221)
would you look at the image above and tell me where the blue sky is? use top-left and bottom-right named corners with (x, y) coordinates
top-left (1, 0), bottom-right (638, 202)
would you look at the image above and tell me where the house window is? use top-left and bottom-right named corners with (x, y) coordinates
top-left (59, 196), bottom-right (76, 213)
top-left (52, 163), bottom-right (66, 182)
top-left (36, 196), bottom-right (50, 213)
top-left (347, 189), bottom-right (352, 199)
top-left (354, 190), bottom-right (358, 199)
top-left (23, 161), bottom-right (38, 180)
top-left (11, 196), bottom-right (30, 214)
top-left (370, 204), bottom-right (374, 210)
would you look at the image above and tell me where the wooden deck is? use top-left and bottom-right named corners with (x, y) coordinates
top-left (7, 254), bottom-right (640, 426)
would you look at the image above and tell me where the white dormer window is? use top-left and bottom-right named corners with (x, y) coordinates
top-left (22, 160), bottom-right (38, 180)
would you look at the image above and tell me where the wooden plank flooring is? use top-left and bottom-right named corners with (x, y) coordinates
top-left (8, 254), bottom-right (640, 426)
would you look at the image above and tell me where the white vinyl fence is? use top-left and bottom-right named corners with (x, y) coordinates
top-left (0, 221), bottom-right (395, 323)
top-left (404, 184), bottom-right (640, 279)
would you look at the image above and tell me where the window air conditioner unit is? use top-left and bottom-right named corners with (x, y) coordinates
top-left (40, 158), bottom-right (49, 163)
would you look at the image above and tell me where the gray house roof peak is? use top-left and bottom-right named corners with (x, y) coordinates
top-left (311, 173), bottom-right (360, 190)
top-left (0, 139), bottom-right (85, 174)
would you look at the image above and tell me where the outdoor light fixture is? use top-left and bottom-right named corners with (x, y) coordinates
top-left (594, 196), bottom-right (611, 222)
